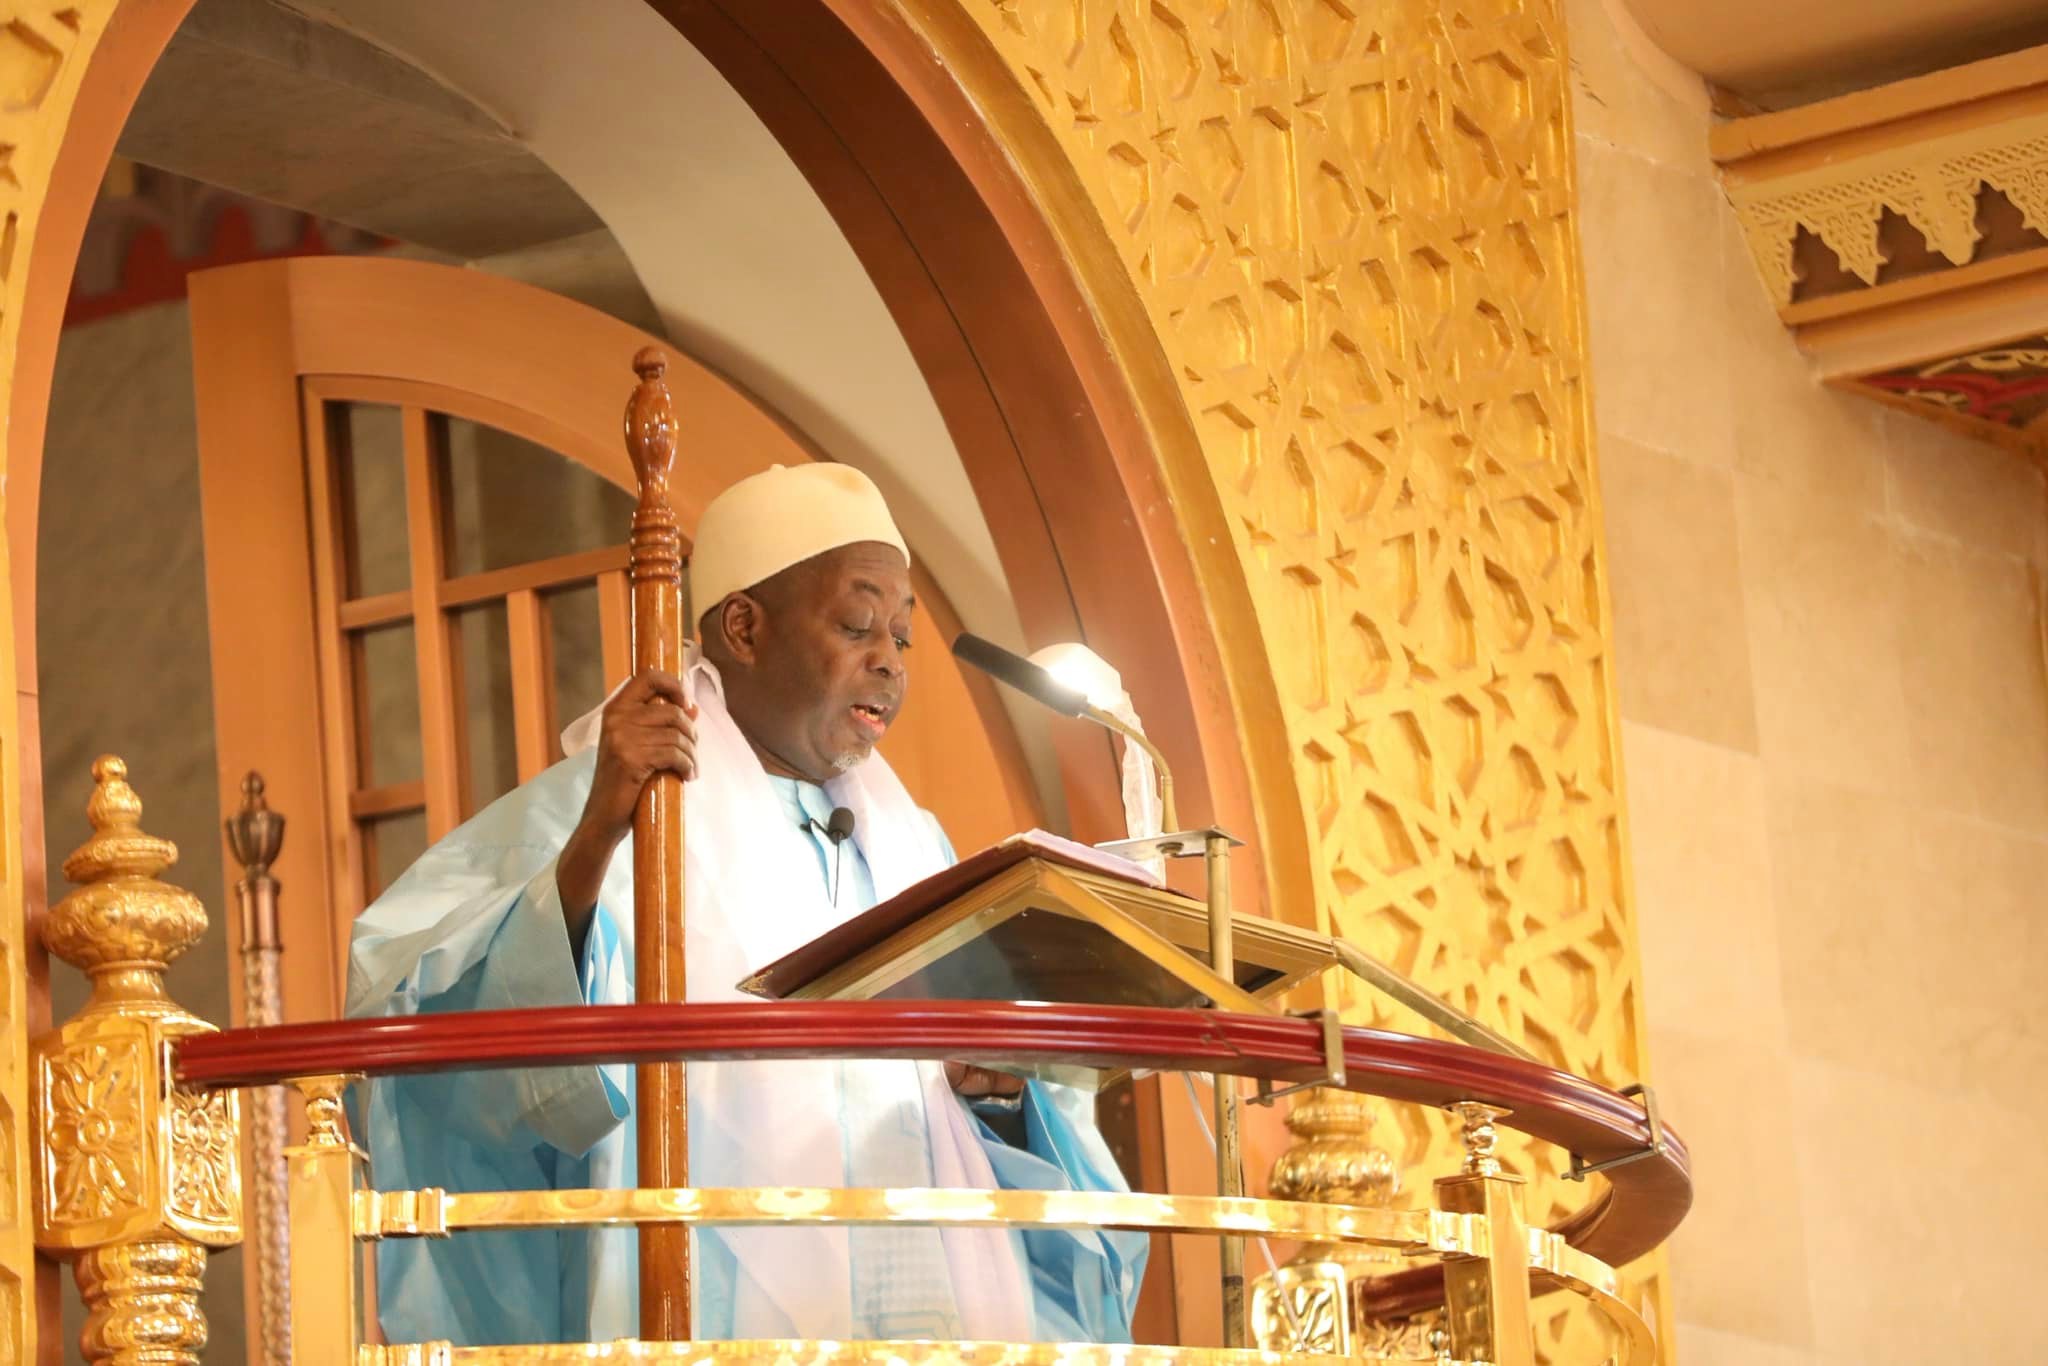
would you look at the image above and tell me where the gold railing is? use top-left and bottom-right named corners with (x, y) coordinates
top-left (25, 754), bottom-right (1662, 1365)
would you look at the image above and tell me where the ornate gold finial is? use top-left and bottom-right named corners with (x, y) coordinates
top-left (1450, 1101), bottom-right (1511, 1177)
top-left (42, 754), bottom-right (207, 1004)
top-left (66, 755), bottom-right (172, 881)
top-left (1252, 1088), bottom-right (1428, 1357)
top-left (298, 1076), bottom-right (353, 1149)
top-left (1270, 1087), bottom-right (1397, 1211)
top-left (32, 757), bottom-right (242, 1366)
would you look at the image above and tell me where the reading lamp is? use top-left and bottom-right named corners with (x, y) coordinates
top-left (951, 631), bottom-right (1536, 1063)
top-left (951, 633), bottom-right (1179, 833)
top-left (952, 631), bottom-right (1536, 1343)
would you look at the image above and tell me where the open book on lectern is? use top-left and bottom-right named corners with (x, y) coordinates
top-left (738, 829), bottom-right (1337, 1088)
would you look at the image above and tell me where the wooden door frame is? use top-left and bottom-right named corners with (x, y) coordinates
top-left (186, 252), bottom-right (1044, 1027)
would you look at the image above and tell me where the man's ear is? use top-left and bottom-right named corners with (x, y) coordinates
top-left (713, 592), bottom-right (767, 667)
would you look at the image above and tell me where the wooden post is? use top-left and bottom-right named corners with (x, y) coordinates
top-left (626, 348), bottom-right (691, 1338)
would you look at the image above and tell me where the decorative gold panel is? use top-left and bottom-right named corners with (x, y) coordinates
top-left (1715, 50), bottom-right (2048, 310)
top-left (965, 0), bottom-right (1661, 1356)
top-left (1713, 48), bottom-right (2048, 465)
top-left (1728, 113), bottom-right (2048, 306)
top-left (38, 1026), bottom-right (152, 1233)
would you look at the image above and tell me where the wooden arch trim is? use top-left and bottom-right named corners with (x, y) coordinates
top-left (649, 0), bottom-right (1316, 928)
top-left (197, 254), bottom-right (780, 515)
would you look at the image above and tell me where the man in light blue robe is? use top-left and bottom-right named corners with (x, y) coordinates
top-left (346, 463), bottom-right (1146, 1348)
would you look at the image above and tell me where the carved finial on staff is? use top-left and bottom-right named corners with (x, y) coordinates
top-left (626, 347), bottom-right (680, 507)
top-left (625, 348), bottom-right (691, 1340)
top-left (34, 756), bottom-right (242, 1366)
top-left (226, 770), bottom-right (292, 1366)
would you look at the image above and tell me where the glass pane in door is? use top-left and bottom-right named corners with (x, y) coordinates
top-left (441, 414), bottom-right (633, 576)
top-left (355, 621), bottom-right (423, 788)
top-left (365, 809), bottom-right (429, 900)
top-left (336, 402), bottom-right (410, 597)
top-left (455, 601), bottom-right (519, 812)
top-left (548, 582), bottom-right (609, 730)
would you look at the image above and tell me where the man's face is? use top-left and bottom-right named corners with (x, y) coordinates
top-left (714, 541), bottom-right (914, 783)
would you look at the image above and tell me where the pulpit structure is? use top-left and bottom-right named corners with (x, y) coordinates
top-left (27, 355), bottom-right (1689, 1365)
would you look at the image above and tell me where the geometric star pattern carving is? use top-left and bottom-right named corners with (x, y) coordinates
top-left (966, 1), bottom-right (1665, 1356)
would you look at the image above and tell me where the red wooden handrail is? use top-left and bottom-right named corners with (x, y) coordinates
top-left (173, 1000), bottom-right (1687, 1318)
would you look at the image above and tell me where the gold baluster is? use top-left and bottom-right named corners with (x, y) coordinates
top-left (1436, 1101), bottom-right (1533, 1366)
top-left (31, 756), bottom-right (243, 1365)
top-left (286, 1074), bottom-right (364, 1366)
top-left (1251, 1087), bottom-right (1431, 1356)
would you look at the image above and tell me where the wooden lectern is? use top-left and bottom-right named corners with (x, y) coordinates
top-left (743, 830), bottom-right (1334, 1086)
top-left (742, 826), bottom-right (1325, 1340)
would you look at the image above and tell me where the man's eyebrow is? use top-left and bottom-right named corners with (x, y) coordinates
top-left (850, 578), bottom-right (916, 610)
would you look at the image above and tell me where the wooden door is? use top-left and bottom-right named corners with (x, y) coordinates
top-left (188, 255), bottom-right (1043, 1028)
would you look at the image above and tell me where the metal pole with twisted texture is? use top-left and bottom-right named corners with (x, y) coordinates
top-left (625, 347), bottom-right (691, 1338)
top-left (225, 772), bottom-right (290, 1366)
top-left (32, 757), bottom-right (243, 1365)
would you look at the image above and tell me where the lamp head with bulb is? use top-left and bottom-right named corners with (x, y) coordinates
top-left (1026, 643), bottom-right (1128, 712)
top-left (951, 633), bottom-right (1180, 835)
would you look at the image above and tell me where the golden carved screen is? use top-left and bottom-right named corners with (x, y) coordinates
top-left (966, 0), bottom-right (1663, 1355)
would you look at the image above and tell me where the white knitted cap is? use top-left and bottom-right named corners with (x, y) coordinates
top-left (690, 463), bottom-right (909, 615)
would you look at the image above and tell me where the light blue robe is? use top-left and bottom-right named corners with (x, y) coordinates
top-left (346, 746), bottom-right (1146, 1347)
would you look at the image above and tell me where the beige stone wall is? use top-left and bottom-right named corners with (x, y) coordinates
top-left (36, 300), bottom-right (245, 1365)
top-left (1570, 1), bottom-right (2048, 1360)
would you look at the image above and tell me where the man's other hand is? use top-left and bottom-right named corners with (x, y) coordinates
top-left (945, 1062), bottom-right (1025, 1099)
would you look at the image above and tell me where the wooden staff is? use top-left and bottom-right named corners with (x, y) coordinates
top-left (625, 347), bottom-right (691, 1338)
